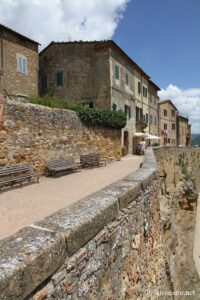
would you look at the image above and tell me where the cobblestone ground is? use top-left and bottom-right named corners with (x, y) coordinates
top-left (0, 155), bottom-right (143, 240)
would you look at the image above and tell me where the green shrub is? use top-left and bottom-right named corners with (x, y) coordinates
top-left (29, 96), bottom-right (126, 129)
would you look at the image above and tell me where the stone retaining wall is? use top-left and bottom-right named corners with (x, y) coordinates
top-left (0, 98), bottom-right (121, 172)
top-left (154, 147), bottom-right (200, 298)
top-left (0, 149), bottom-right (171, 300)
top-left (193, 194), bottom-right (200, 278)
top-left (154, 147), bottom-right (200, 191)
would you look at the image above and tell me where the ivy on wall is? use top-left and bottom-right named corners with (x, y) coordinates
top-left (29, 97), bottom-right (126, 129)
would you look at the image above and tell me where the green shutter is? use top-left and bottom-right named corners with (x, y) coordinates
top-left (125, 73), bottom-right (129, 85)
top-left (115, 65), bottom-right (119, 80)
top-left (56, 71), bottom-right (63, 86)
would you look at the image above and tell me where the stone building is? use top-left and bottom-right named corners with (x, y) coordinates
top-left (39, 40), bottom-right (160, 154)
top-left (0, 24), bottom-right (39, 100)
top-left (177, 115), bottom-right (191, 146)
top-left (133, 79), bottom-right (160, 149)
top-left (148, 80), bottom-right (160, 136)
top-left (159, 99), bottom-right (179, 146)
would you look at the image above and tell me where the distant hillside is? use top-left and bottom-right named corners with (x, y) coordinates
top-left (192, 134), bottom-right (200, 145)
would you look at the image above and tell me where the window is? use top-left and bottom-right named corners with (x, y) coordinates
top-left (168, 138), bottom-right (170, 144)
top-left (112, 103), bottom-right (117, 111)
top-left (138, 82), bottom-right (141, 94)
top-left (172, 109), bottom-right (175, 117)
top-left (43, 56), bottom-right (48, 65)
top-left (146, 113), bottom-right (148, 124)
top-left (17, 54), bottom-right (27, 75)
top-left (150, 115), bottom-right (153, 125)
top-left (125, 73), bottom-right (129, 85)
top-left (41, 75), bottom-right (47, 92)
top-left (143, 86), bottom-right (147, 97)
top-left (164, 109), bottom-right (167, 116)
top-left (172, 123), bottom-right (176, 130)
top-left (56, 71), bottom-right (63, 86)
top-left (136, 106), bottom-right (140, 122)
top-left (125, 105), bottom-right (131, 119)
top-left (155, 116), bottom-right (157, 125)
top-left (89, 101), bottom-right (94, 109)
top-left (115, 65), bottom-right (119, 80)
top-left (164, 123), bottom-right (167, 130)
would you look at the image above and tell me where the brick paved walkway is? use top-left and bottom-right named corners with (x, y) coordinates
top-left (0, 155), bottom-right (143, 240)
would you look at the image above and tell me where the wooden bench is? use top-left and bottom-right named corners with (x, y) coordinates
top-left (80, 153), bottom-right (107, 168)
top-left (0, 163), bottom-right (40, 191)
top-left (46, 157), bottom-right (81, 177)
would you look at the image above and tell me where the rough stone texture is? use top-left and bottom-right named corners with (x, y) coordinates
top-left (154, 147), bottom-right (200, 299)
top-left (194, 194), bottom-right (200, 278)
top-left (30, 182), bottom-right (169, 300)
top-left (27, 180), bottom-right (170, 300)
top-left (0, 227), bottom-right (67, 300)
top-left (148, 82), bottom-right (159, 137)
top-left (158, 101), bottom-right (178, 147)
top-left (1, 27), bottom-right (39, 99)
top-left (0, 99), bottom-right (121, 171)
top-left (0, 90), bottom-right (6, 123)
top-left (178, 115), bottom-right (191, 147)
top-left (36, 188), bottom-right (120, 256)
top-left (39, 41), bottom-right (160, 155)
top-left (0, 149), bottom-right (171, 300)
top-left (39, 42), bottom-right (111, 109)
top-left (154, 147), bottom-right (200, 190)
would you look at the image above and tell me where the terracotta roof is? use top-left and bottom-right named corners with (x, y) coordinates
top-left (0, 23), bottom-right (40, 45)
top-left (159, 99), bottom-right (178, 111)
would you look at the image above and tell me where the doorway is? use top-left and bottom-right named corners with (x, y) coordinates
top-left (123, 131), bottom-right (129, 156)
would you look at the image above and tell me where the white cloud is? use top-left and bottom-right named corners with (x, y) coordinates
top-left (0, 0), bottom-right (129, 48)
top-left (158, 84), bottom-right (200, 133)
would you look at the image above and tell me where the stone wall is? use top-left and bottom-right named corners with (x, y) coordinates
top-left (39, 42), bottom-right (111, 109)
top-left (158, 101), bottom-right (178, 147)
top-left (154, 147), bottom-right (200, 191)
top-left (0, 98), bottom-right (121, 172)
top-left (2, 38), bottom-right (38, 98)
top-left (154, 147), bottom-right (200, 299)
top-left (0, 149), bottom-right (171, 300)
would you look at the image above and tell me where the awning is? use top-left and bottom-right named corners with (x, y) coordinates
top-left (134, 132), bottom-right (149, 137)
top-left (146, 134), bottom-right (161, 140)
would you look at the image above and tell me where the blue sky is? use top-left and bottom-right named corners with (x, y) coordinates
top-left (114, 0), bottom-right (200, 89)
top-left (0, 0), bottom-right (200, 132)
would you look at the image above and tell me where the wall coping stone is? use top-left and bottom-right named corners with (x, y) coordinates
top-left (0, 148), bottom-right (158, 300)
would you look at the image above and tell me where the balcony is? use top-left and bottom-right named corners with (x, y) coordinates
top-left (136, 121), bottom-right (148, 132)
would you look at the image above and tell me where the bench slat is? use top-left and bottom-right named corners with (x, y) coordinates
top-left (0, 163), bottom-right (40, 191)
top-left (80, 153), bottom-right (106, 168)
top-left (46, 157), bottom-right (81, 177)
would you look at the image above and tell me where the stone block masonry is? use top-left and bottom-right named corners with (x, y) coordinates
top-left (154, 147), bottom-right (200, 191)
top-left (0, 97), bottom-right (121, 171)
top-left (154, 147), bottom-right (200, 298)
top-left (0, 149), bottom-right (171, 300)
